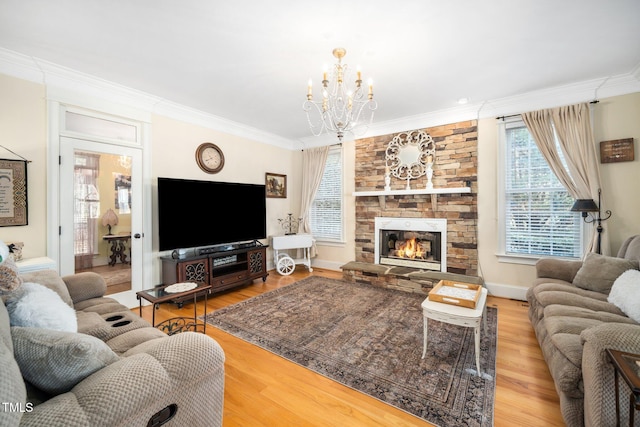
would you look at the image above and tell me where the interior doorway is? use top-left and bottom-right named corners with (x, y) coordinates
top-left (59, 137), bottom-right (143, 297)
top-left (73, 150), bottom-right (133, 294)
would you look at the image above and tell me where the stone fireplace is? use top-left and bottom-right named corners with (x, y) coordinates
top-left (345, 120), bottom-right (479, 293)
top-left (375, 217), bottom-right (447, 272)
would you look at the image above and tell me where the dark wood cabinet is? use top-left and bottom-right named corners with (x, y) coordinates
top-left (161, 245), bottom-right (268, 306)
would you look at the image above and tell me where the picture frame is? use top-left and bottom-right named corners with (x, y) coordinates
top-left (0, 159), bottom-right (28, 226)
top-left (265, 172), bottom-right (287, 198)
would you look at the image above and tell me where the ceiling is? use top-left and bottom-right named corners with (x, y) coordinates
top-left (1, 0), bottom-right (639, 148)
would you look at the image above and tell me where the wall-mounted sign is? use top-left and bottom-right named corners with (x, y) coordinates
top-left (0, 159), bottom-right (28, 226)
top-left (600, 138), bottom-right (634, 163)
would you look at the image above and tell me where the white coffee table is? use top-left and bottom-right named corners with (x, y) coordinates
top-left (421, 287), bottom-right (488, 376)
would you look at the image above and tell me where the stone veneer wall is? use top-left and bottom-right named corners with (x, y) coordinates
top-left (354, 120), bottom-right (478, 276)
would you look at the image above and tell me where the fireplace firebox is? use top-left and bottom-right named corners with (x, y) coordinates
top-left (374, 217), bottom-right (447, 272)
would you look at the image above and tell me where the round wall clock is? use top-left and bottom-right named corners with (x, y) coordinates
top-left (195, 142), bottom-right (225, 174)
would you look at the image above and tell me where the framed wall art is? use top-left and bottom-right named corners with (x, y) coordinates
top-left (0, 159), bottom-right (28, 226)
top-left (265, 172), bottom-right (287, 198)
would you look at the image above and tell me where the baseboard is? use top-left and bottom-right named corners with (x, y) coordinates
top-left (484, 281), bottom-right (529, 301)
top-left (310, 259), bottom-right (344, 272)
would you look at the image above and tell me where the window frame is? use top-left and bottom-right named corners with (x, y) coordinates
top-left (309, 145), bottom-right (344, 244)
top-left (497, 118), bottom-right (583, 265)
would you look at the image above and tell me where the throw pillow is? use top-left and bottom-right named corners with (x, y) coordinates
top-left (573, 252), bottom-right (639, 294)
top-left (608, 269), bottom-right (640, 323)
top-left (5, 282), bottom-right (77, 332)
top-left (0, 251), bottom-right (22, 294)
top-left (11, 326), bottom-right (120, 395)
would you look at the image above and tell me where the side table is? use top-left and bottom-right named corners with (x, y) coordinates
top-left (136, 283), bottom-right (211, 335)
top-left (421, 286), bottom-right (488, 376)
top-left (606, 348), bottom-right (640, 427)
top-left (102, 233), bottom-right (131, 266)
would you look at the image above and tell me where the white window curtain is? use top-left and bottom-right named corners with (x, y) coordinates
top-left (74, 152), bottom-right (101, 269)
top-left (298, 146), bottom-right (330, 257)
top-left (521, 102), bottom-right (607, 255)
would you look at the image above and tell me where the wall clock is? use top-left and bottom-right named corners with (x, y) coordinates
top-left (195, 142), bottom-right (225, 174)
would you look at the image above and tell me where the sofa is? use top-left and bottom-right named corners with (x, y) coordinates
top-left (527, 235), bottom-right (640, 427)
top-left (0, 269), bottom-right (225, 427)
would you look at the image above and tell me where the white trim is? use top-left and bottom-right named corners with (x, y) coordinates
top-left (46, 101), bottom-right (61, 270)
top-left (353, 187), bottom-right (471, 197)
top-left (310, 259), bottom-right (344, 272)
top-left (299, 74), bottom-right (640, 149)
top-left (484, 281), bottom-right (529, 301)
top-left (2, 47), bottom-right (639, 151)
top-left (0, 47), bottom-right (294, 149)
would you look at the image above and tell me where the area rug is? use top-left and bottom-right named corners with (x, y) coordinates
top-left (202, 277), bottom-right (497, 426)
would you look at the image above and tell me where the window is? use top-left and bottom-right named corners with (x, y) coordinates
top-left (310, 145), bottom-right (343, 242)
top-left (500, 120), bottom-right (581, 260)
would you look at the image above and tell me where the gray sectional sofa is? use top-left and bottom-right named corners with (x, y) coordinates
top-left (527, 235), bottom-right (640, 427)
top-left (1, 269), bottom-right (225, 427)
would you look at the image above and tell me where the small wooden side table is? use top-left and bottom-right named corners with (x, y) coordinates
top-left (606, 348), bottom-right (640, 427)
top-left (136, 283), bottom-right (211, 335)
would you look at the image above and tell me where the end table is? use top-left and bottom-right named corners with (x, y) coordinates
top-left (606, 348), bottom-right (640, 427)
top-left (136, 283), bottom-right (211, 335)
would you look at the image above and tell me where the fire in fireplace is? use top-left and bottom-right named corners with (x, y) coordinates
top-left (375, 217), bottom-right (447, 272)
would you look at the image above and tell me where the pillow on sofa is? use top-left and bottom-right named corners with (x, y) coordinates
top-left (5, 282), bottom-right (77, 332)
top-left (573, 253), bottom-right (639, 294)
top-left (11, 326), bottom-right (120, 395)
top-left (0, 254), bottom-right (23, 294)
top-left (608, 269), bottom-right (640, 323)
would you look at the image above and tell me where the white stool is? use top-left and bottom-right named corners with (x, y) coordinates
top-left (421, 287), bottom-right (488, 376)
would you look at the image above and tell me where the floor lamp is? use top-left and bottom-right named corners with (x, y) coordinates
top-left (570, 189), bottom-right (612, 255)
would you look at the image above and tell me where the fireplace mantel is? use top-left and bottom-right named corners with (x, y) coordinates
top-left (352, 187), bottom-right (471, 210)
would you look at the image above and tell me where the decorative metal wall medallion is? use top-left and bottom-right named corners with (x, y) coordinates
top-left (385, 130), bottom-right (436, 185)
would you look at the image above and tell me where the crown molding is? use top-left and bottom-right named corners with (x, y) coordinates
top-left (298, 68), bottom-right (640, 148)
top-left (2, 47), bottom-right (639, 151)
top-left (0, 47), bottom-right (297, 150)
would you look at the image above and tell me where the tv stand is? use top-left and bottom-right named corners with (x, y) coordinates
top-left (161, 245), bottom-right (268, 306)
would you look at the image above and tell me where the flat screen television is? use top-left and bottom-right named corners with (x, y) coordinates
top-left (157, 177), bottom-right (267, 251)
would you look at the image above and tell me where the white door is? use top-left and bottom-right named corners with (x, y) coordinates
top-left (59, 137), bottom-right (143, 302)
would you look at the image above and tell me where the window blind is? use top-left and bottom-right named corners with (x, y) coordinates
top-left (504, 124), bottom-right (581, 258)
top-left (310, 146), bottom-right (343, 241)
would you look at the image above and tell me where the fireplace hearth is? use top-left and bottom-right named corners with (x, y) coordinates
top-left (375, 217), bottom-right (447, 272)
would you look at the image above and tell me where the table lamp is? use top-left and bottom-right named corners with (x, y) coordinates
top-left (102, 208), bottom-right (119, 235)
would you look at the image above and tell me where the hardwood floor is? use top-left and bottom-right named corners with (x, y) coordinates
top-left (135, 268), bottom-right (564, 426)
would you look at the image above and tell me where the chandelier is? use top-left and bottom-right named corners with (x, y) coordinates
top-left (303, 48), bottom-right (377, 141)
